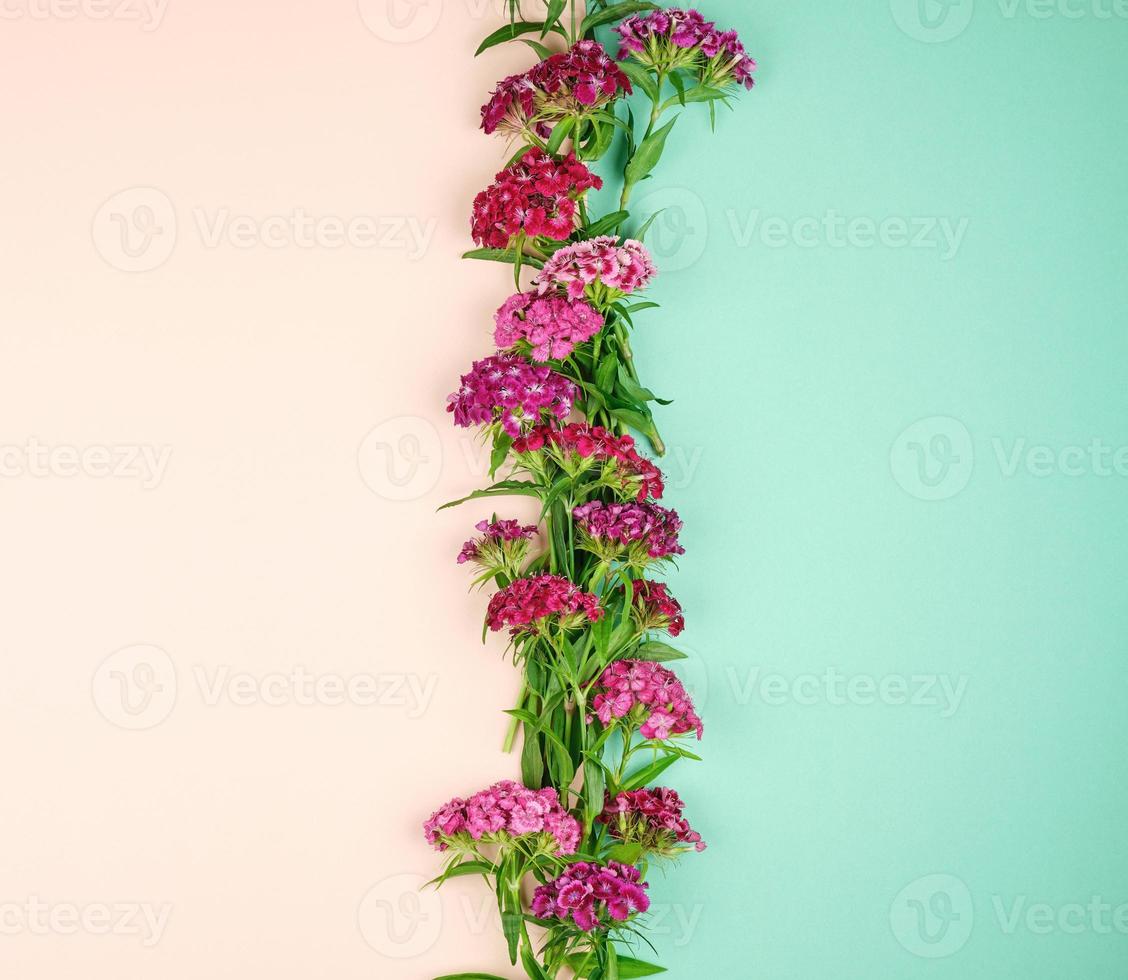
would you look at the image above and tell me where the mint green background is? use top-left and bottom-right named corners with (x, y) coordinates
top-left (594, 1), bottom-right (1128, 976)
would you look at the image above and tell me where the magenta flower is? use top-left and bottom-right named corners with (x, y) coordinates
top-left (616, 8), bottom-right (757, 90)
top-left (600, 787), bottom-right (706, 854)
top-left (572, 500), bottom-right (684, 561)
top-left (531, 861), bottom-right (650, 931)
top-left (513, 422), bottom-right (665, 502)
top-left (481, 40), bottom-right (632, 136)
top-left (590, 659), bottom-right (702, 740)
top-left (486, 574), bottom-right (603, 635)
top-left (446, 353), bottom-right (577, 437)
top-left (458, 518), bottom-right (538, 571)
top-left (535, 236), bottom-right (657, 300)
top-left (424, 779), bottom-right (580, 856)
top-left (494, 290), bottom-right (605, 361)
top-left (629, 578), bottom-right (685, 636)
top-left (471, 149), bottom-right (601, 249)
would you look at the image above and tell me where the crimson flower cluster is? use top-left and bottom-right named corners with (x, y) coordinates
top-left (616, 7), bottom-right (757, 89)
top-left (514, 421), bottom-right (665, 501)
top-left (536, 235), bottom-right (657, 299)
top-left (494, 289), bottom-right (605, 361)
top-left (424, 779), bottom-right (580, 856)
top-left (471, 148), bottom-right (601, 248)
top-left (630, 578), bottom-right (685, 636)
top-left (446, 352), bottom-right (576, 437)
top-left (481, 40), bottom-right (632, 135)
top-left (458, 518), bottom-right (538, 567)
top-left (486, 573), bottom-right (603, 635)
top-left (573, 500), bottom-right (685, 560)
top-left (591, 659), bottom-right (703, 740)
top-left (531, 861), bottom-right (650, 932)
top-left (600, 787), bottom-right (707, 853)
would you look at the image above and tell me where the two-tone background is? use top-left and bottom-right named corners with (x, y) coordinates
top-left (1, 0), bottom-right (1126, 977)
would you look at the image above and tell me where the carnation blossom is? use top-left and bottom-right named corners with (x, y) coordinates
top-left (599, 787), bottom-right (706, 853)
top-left (471, 149), bottom-right (601, 248)
top-left (616, 7), bottom-right (757, 90)
top-left (486, 574), bottom-right (603, 635)
top-left (458, 518), bottom-right (538, 570)
top-left (572, 500), bottom-right (684, 561)
top-left (446, 352), bottom-right (577, 437)
top-left (494, 290), bottom-right (605, 361)
top-left (481, 40), bottom-right (632, 136)
top-left (513, 422), bottom-right (664, 501)
top-left (424, 779), bottom-right (580, 856)
top-left (531, 861), bottom-right (650, 932)
top-left (590, 659), bottom-right (702, 740)
top-left (629, 578), bottom-right (685, 636)
top-left (535, 236), bottom-right (656, 300)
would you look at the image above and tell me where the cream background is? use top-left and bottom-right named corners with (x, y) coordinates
top-left (0, 1), bottom-right (537, 976)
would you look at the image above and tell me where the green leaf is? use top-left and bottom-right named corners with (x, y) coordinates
top-left (616, 363), bottom-right (660, 403)
top-left (583, 757), bottom-right (606, 826)
top-left (617, 59), bottom-right (659, 103)
top-left (623, 116), bottom-right (677, 193)
top-left (546, 115), bottom-right (576, 156)
top-left (434, 974), bottom-right (513, 980)
top-left (604, 841), bottom-right (643, 865)
top-left (606, 944), bottom-right (619, 980)
top-left (476, 20), bottom-right (553, 55)
top-left (490, 432), bottom-right (513, 478)
top-left (634, 208), bottom-right (663, 243)
top-left (461, 248), bottom-right (544, 269)
top-left (634, 640), bottom-right (688, 662)
top-left (426, 859), bottom-right (494, 886)
top-left (521, 942), bottom-right (551, 980)
top-left (438, 480), bottom-right (541, 511)
top-left (585, 209), bottom-right (630, 238)
top-left (502, 909), bottom-right (522, 965)
top-left (621, 753), bottom-right (678, 791)
top-left (521, 38), bottom-right (554, 59)
top-left (521, 726), bottom-right (545, 788)
top-left (540, 0), bottom-right (566, 37)
top-left (567, 954), bottom-right (667, 978)
top-left (580, 1), bottom-right (658, 36)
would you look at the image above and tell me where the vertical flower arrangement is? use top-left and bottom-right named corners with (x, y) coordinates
top-left (426, 4), bottom-right (757, 976)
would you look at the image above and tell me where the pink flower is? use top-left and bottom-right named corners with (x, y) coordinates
top-left (513, 422), bottom-right (664, 501)
top-left (616, 8), bottom-right (757, 90)
top-left (486, 574), bottom-right (603, 635)
top-left (531, 861), bottom-right (649, 932)
top-left (458, 518), bottom-right (538, 568)
top-left (494, 290), bottom-right (605, 361)
top-left (535, 236), bottom-right (657, 300)
top-left (471, 149), bottom-right (601, 249)
top-left (572, 500), bottom-right (684, 560)
top-left (590, 659), bottom-right (702, 740)
top-left (629, 578), bottom-right (685, 636)
top-left (481, 41), bottom-right (632, 136)
top-left (424, 779), bottom-right (580, 856)
top-left (446, 352), bottom-right (577, 437)
top-left (600, 787), bottom-right (706, 853)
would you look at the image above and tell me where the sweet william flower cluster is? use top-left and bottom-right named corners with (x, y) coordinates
top-left (425, 4), bottom-right (757, 975)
